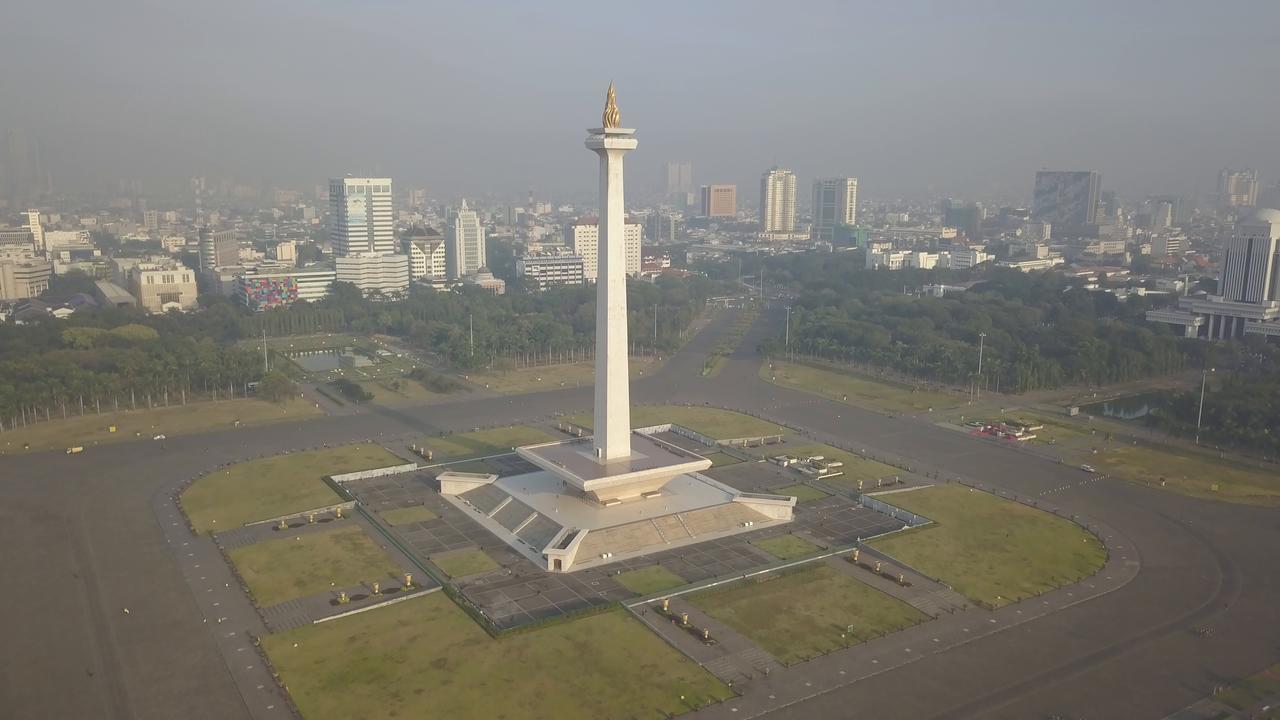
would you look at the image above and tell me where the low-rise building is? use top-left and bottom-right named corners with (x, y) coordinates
top-left (464, 267), bottom-right (506, 295)
top-left (334, 253), bottom-right (410, 299)
top-left (517, 252), bottom-right (585, 288)
top-left (0, 249), bottom-right (52, 300)
top-left (125, 260), bottom-right (198, 313)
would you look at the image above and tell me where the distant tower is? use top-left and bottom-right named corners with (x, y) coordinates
top-left (760, 168), bottom-right (797, 233)
top-left (329, 177), bottom-right (394, 256)
top-left (585, 83), bottom-right (638, 461)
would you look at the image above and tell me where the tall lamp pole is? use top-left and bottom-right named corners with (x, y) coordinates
top-left (1195, 367), bottom-right (1214, 445)
top-left (976, 332), bottom-right (987, 401)
top-left (785, 306), bottom-right (791, 349)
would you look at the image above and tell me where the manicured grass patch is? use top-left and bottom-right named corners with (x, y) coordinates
top-left (0, 397), bottom-right (321, 455)
top-left (869, 484), bottom-right (1106, 608)
top-left (569, 404), bottom-right (785, 440)
top-left (1092, 443), bottom-right (1280, 507)
top-left (1217, 664), bottom-right (1280, 711)
top-left (263, 593), bottom-right (730, 720)
top-left (702, 451), bottom-right (741, 468)
top-left (773, 483), bottom-right (829, 503)
top-left (432, 548), bottom-right (499, 578)
top-left (465, 357), bottom-right (660, 395)
top-left (422, 425), bottom-right (559, 461)
top-left (228, 526), bottom-right (402, 607)
top-left (182, 443), bottom-right (402, 534)
top-left (380, 505), bottom-right (437, 526)
top-left (774, 444), bottom-right (901, 490)
top-left (614, 565), bottom-right (687, 595)
top-left (762, 360), bottom-right (961, 413)
top-left (688, 564), bottom-right (926, 664)
top-left (752, 534), bottom-right (822, 560)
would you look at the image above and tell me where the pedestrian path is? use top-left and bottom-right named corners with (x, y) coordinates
top-left (631, 595), bottom-right (782, 686)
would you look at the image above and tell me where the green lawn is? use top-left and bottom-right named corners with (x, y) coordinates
top-left (464, 357), bottom-right (661, 394)
top-left (422, 425), bottom-right (559, 461)
top-left (869, 484), bottom-right (1106, 608)
top-left (614, 565), bottom-right (687, 595)
top-left (227, 526), bottom-right (403, 607)
top-left (688, 564), bottom-right (927, 664)
top-left (773, 483), bottom-right (829, 503)
top-left (702, 451), bottom-right (741, 468)
top-left (381, 505), bottom-right (437, 526)
top-left (762, 360), bottom-right (961, 413)
top-left (182, 443), bottom-right (403, 534)
top-left (569, 404), bottom-right (785, 440)
top-left (263, 593), bottom-right (731, 720)
top-left (1217, 663), bottom-right (1280, 711)
top-left (774, 444), bottom-right (901, 490)
top-left (0, 397), bottom-right (321, 455)
top-left (432, 548), bottom-right (500, 578)
top-left (1092, 442), bottom-right (1280, 507)
top-left (752, 534), bottom-right (822, 560)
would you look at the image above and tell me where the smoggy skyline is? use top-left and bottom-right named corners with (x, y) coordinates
top-left (3, 0), bottom-right (1278, 204)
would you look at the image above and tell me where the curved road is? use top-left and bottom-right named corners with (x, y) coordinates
top-left (1, 307), bottom-right (1276, 720)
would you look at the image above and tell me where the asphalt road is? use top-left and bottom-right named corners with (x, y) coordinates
top-left (1, 306), bottom-right (1276, 720)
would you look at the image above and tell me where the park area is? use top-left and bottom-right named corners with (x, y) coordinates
top-left (568, 404), bottom-right (785, 441)
top-left (181, 443), bottom-right (404, 533)
top-left (869, 484), bottom-right (1106, 608)
top-left (762, 360), bottom-right (962, 414)
top-left (769, 443), bottom-right (902, 491)
top-left (380, 505), bottom-right (436, 526)
top-left (228, 525), bottom-right (403, 607)
top-left (614, 565), bottom-right (687, 595)
top-left (432, 548), bottom-right (499, 578)
top-left (752, 534), bottom-right (821, 560)
top-left (688, 564), bottom-right (926, 665)
top-left (463, 356), bottom-right (661, 395)
top-left (0, 397), bottom-right (320, 455)
top-left (1092, 441), bottom-right (1280, 507)
top-left (422, 425), bottom-right (559, 461)
top-left (262, 592), bottom-right (731, 720)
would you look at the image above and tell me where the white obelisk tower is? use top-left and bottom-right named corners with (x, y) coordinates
top-left (586, 83), bottom-right (637, 462)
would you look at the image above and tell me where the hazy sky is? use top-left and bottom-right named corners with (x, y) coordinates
top-left (4, 0), bottom-right (1278, 204)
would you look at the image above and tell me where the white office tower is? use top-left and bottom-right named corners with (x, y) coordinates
top-left (1221, 209), bottom-right (1280, 304)
top-left (568, 220), bottom-right (642, 281)
top-left (811, 178), bottom-right (857, 241)
top-left (329, 177), bottom-right (394, 256)
top-left (24, 209), bottom-right (43, 252)
top-left (760, 167), bottom-right (797, 233)
top-left (446, 199), bottom-right (486, 279)
top-left (334, 253), bottom-right (410, 298)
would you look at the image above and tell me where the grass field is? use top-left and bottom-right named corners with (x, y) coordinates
top-left (1092, 443), bottom-right (1280, 507)
top-left (569, 404), bottom-right (785, 440)
top-left (772, 443), bottom-right (901, 490)
top-left (228, 525), bottom-right (403, 607)
top-left (1216, 663), bottom-right (1280, 711)
top-left (421, 425), bottom-right (559, 461)
top-left (869, 484), bottom-right (1106, 608)
top-left (753, 534), bottom-right (822, 560)
top-left (688, 564), bottom-right (927, 664)
top-left (182, 443), bottom-right (404, 534)
top-left (762, 360), bottom-right (962, 414)
top-left (263, 593), bottom-right (731, 720)
top-left (0, 397), bottom-right (321, 455)
top-left (702, 451), bottom-right (741, 468)
top-left (614, 565), bottom-right (687, 595)
top-left (773, 483), bottom-right (829, 503)
top-left (361, 378), bottom-right (447, 407)
top-left (381, 505), bottom-right (437, 526)
top-left (464, 356), bottom-right (660, 395)
top-left (432, 548), bottom-right (499, 578)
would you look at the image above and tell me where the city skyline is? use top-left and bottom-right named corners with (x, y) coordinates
top-left (2, 2), bottom-right (1278, 202)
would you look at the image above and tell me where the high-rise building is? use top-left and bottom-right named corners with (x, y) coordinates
top-left (1149, 194), bottom-right (1189, 225)
top-left (700, 184), bottom-right (737, 218)
top-left (24, 209), bottom-right (43, 252)
top-left (1219, 169), bottom-right (1259, 208)
top-left (811, 178), bottom-right (858, 241)
top-left (942, 199), bottom-right (984, 241)
top-left (404, 227), bottom-right (447, 280)
top-left (328, 177), bottom-right (394, 256)
top-left (567, 219), bottom-right (642, 281)
top-left (445, 199), bottom-right (486, 279)
top-left (1033, 171), bottom-right (1101, 227)
top-left (198, 228), bottom-right (239, 272)
top-left (1220, 209), bottom-right (1280, 304)
top-left (760, 168), bottom-right (797, 233)
top-left (645, 211), bottom-right (681, 244)
top-left (666, 161), bottom-right (693, 196)
top-left (142, 209), bottom-right (160, 232)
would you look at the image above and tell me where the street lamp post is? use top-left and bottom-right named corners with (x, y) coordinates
top-left (1195, 367), bottom-right (1215, 445)
top-left (785, 306), bottom-right (791, 349)
top-left (976, 332), bottom-right (987, 401)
